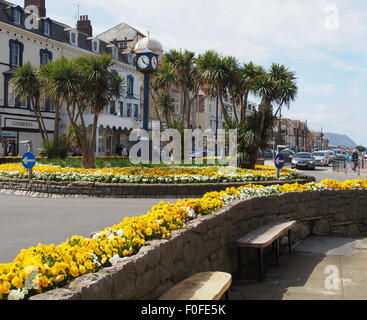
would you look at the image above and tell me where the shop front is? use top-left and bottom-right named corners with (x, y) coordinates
top-left (0, 115), bottom-right (54, 156)
top-left (94, 116), bottom-right (140, 157)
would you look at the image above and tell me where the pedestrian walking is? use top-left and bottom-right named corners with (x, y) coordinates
top-left (345, 149), bottom-right (352, 174)
top-left (352, 149), bottom-right (359, 172)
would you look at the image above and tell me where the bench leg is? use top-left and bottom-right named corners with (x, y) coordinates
top-left (275, 239), bottom-right (280, 267)
top-left (237, 247), bottom-right (242, 278)
top-left (288, 230), bottom-right (292, 255)
top-left (258, 248), bottom-right (263, 282)
top-left (225, 290), bottom-right (229, 301)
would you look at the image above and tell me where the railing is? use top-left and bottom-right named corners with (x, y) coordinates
top-left (332, 159), bottom-right (365, 176)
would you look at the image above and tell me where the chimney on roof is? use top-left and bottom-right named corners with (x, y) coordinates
top-left (24, 0), bottom-right (46, 18)
top-left (77, 15), bottom-right (93, 37)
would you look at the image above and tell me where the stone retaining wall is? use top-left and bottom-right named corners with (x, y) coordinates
top-left (0, 177), bottom-right (315, 198)
top-left (30, 188), bottom-right (367, 300)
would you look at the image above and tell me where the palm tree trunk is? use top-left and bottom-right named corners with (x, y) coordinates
top-left (218, 89), bottom-right (231, 127)
top-left (274, 100), bottom-right (285, 118)
top-left (241, 91), bottom-right (249, 123)
top-left (53, 99), bottom-right (60, 142)
top-left (150, 90), bottom-right (164, 131)
top-left (232, 101), bottom-right (238, 123)
top-left (84, 113), bottom-right (98, 169)
top-left (186, 91), bottom-right (192, 129)
top-left (180, 88), bottom-right (187, 126)
top-left (32, 98), bottom-right (47, 143)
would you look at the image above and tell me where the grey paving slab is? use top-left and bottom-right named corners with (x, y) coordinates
top-left (274, 278), bottom-right (343, 300)
top-left (231, 236), bottom-right (367, 300)
top-left (294, 235), bottom-right (356, 256)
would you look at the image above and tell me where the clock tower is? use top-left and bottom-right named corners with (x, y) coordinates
top-left (134, 36), bottom-right (163, 131)
top-left (136, 49), bottom-right (159, 73)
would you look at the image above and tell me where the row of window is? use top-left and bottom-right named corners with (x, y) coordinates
top-left (12, 7), bottom-right (52, 37)
top-left (7, 86), bottom-right (55, 112)
top-left (207, 103), bottom-right (257, 113)
top-left (9, 39), bottom-right (52, 66)
top-left (108, 101), bottom-right (139, 118)
top-left (10, 7), bottom-right (135, 65)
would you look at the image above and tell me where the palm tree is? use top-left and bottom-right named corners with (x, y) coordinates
top-left (196, 50), bottom-right (232, 127)
top-left (44, 55), bottom-right (123, 168)
top-left (156, 92), bottom-right (175, 126)
top-left (75, 54), bottom-right (124, 168)
top-left (39, 61), bottom-right (63, 143)
top-left (225, 56), bottom-right (241, 122)
top-left (239, 62), bottom-right (265, 123)
top-left (10, 62), bottom-right (49, 143)
top-left (250, 64), bottom-right (297, 166)
top-left (236, 108), bottom-right (277, 168)
top-left (269, 63), bottom-right (297, 117)
top-left (42, 57), bottom-right (85, 155)
top-left (150, 61), bottom-right (177, 129)
top-left (165, 49), bottom-right (197, 128)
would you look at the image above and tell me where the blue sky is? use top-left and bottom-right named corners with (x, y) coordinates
top-left (14, 0), bottom-right (367, 146)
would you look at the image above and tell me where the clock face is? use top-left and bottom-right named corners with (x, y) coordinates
top-left (151, 56), bottom-right (158, 70)
top-left (138, 55), bottom-right (150, 69)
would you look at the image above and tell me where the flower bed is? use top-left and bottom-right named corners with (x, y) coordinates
top-left (0, 164), bottom-right (303, 184)
top-left (1, 179), bottom-right (367, 300)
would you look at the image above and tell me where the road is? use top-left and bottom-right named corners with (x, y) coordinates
top-left (293, 166), bottom-right (367, 183)
top-left (0, 195), bottom-right (178, 263)
top-left (1, 164), bottom-right (365, 263)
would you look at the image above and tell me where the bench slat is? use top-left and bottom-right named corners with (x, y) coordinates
top-left (236, 220), bottom-right (296, 248)
top-left (159, 272), bottom-right (232, 301)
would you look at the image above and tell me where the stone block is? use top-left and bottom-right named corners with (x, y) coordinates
top-left (312, 219), bottom-right (331, 235)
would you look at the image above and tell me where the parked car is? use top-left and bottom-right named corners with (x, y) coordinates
top-left (280, 149), bottom-right (295, 162)
top-left (333, 149), bottom-right (346, 161)
top-left (291, 152), bottom-right (316, 170)
top-left (262, 149), bottom-right (275, 159)
top-left (312, 151), bottom-right (330, 167)
top-left (189, 148), bottom-right (215, 160)
top-left (328, 151), bottom-right (336, 163)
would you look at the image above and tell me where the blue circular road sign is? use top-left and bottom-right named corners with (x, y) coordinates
top-left (21, 152), bottom-right (37, 170)
top-left (274, 153), bottom-right (285, 170)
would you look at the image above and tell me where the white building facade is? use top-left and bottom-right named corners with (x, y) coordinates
top-left (0, 0), bottom-right (142, 156)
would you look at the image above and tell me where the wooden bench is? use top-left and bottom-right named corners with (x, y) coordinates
top-left (236, 220), bottom-right (296, 282)
top-left (159, 272), bottom-right (232, 300)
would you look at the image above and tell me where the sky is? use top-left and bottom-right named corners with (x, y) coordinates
top-left (13, 0), bottom-right (367, 146)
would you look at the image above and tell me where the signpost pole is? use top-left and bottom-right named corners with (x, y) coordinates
top-left (275, 148), bottom-right (285, 180)
top-left (21, 152), bottom-right (36, 180)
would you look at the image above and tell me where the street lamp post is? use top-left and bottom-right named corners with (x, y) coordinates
top-left (135, 49), bottom-right (159, 131)
top-left (134, 36), bottom-right (163, 131)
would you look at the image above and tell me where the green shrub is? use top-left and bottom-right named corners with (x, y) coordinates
top-left (39, 137), bottom-right (70, 159)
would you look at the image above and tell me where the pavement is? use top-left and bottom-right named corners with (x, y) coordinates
top-left (230, 235), bottom-right (367, 300)
top-left (0, 194), bottom-right (178, 263)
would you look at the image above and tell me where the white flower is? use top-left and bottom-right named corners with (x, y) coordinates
top-left (8, 289), bottom-right (26, 300)
top-left (92, 232), bottom-right (101, 240)
top-left (109, 255), bottom-right (128, 266)
top-left (116, 229), bottom-right (125, 238)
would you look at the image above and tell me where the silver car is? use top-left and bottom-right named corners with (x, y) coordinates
top-left (312, 151), bottom-right (330, 167)
top-left (291, 152), bottom-right (316, 170)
